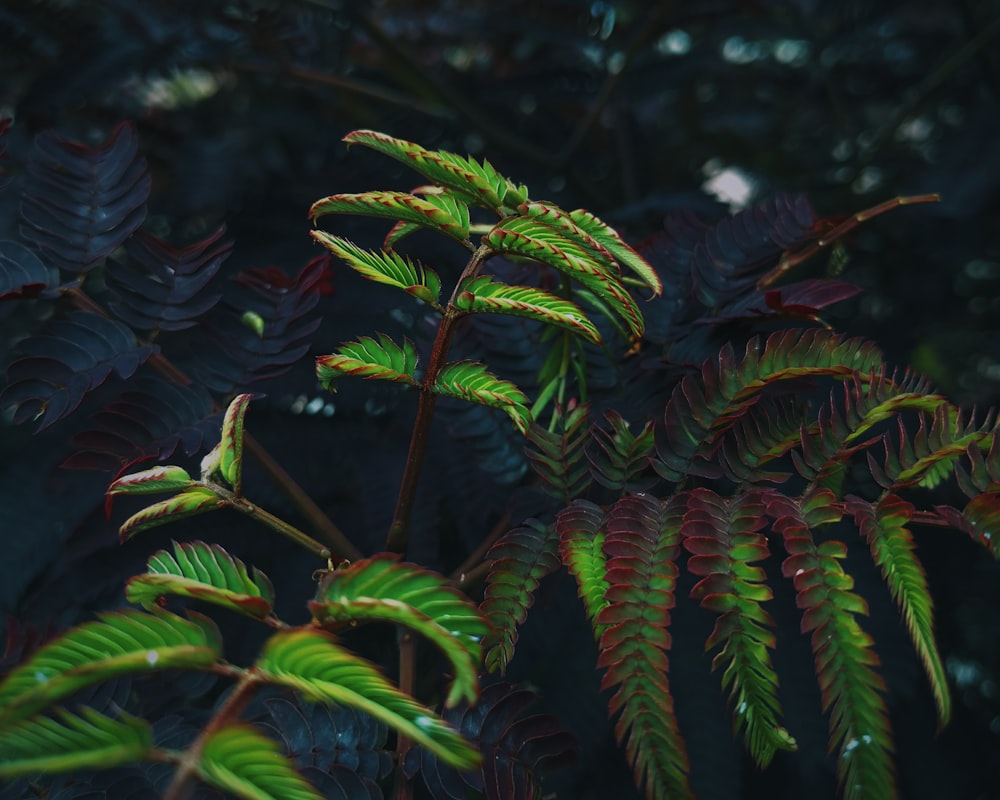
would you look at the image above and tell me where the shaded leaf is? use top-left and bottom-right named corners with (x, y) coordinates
top-left (524, 402), bottom-right (592, 504)
top-left (0, 240), bottom-right (61, 301)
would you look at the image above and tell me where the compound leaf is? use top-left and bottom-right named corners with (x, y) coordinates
top-left (310, 555), bottom-right (490, 707)
top-left (0, 707), bottom-right (152, 778)
top-left (432, 361), bottom-right (530, 434)
top-left (316, 334), bottom-right (419, 392)
top-left (198, 723), bottom-right (322, 800)
top-left (126, 540), bottom-right (275, 620)
top-left (455, 275), bottom-right (601, 344)
top-left (255, 630), bottom-right (480, 770)
top-left (118, 487), bottom-right (222, 542)
top-left (310, 233), bottom-right (442, 306)
top-left (309, 191), bottom-right (469, 244)
top-left (107, 465), bottom-right (196, 497)
top-left (0, 609), bottom-right (221, 725)
top-left (567, 207), bottom-right (663, 296)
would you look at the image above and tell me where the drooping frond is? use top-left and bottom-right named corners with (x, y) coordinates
top-left (316, 334), bottom-right (420, 392)
top-left (309, 555), bottom-right (490, 707)
top-left (680, 489), bottom-right (796, 766)
top-left (596, 493), bottom-right (691, 800)
top-left (655, 329), bottom-right (884, 482)
top-left (454, 275), bottom-right (601, 344)
top-left (431, 360), bottom-right (531, 434)
top-left (846, 494), bottom-right (950, 726)
top-left (341, 129), bottom-right (528, 214)
top-left (20, 122), bottom-right (150, 276)
top-left (556, 499), bottom-right (610, 630)
top-left (310, 190), bottom-right (471, 245)
top-left (484, 215), bottom-right (643, 342)
top-left (254, 629), bottom-right (480, 769)
top-left (524, 402), bottom-right (592, 503)
top-left (198, 723), bottom-right (322, 800)
top-left (586, 409), bottom-right (657, 493)
top-left (868, 405), bottom-right (996, 491)
top-left (403, 682), bottom-right (576, 800)
top-left (765, 490), bottom-right (896, 800)
top-left (0, 707), bottom-right (152, 778)
top-left (0, 610), bottom-right (221, 725)
top-left (0, 311), bottom-right (158, 430)
top-left (309, 233), bottom-right (442, 306)
top-left (565, 207), bottom-right (663, 296)
top-left (792, 369), bottom-right (944, 493)
top-left (480, 520), bottom-right (561, 674)
top-left (126, 540), bottom-right (275, 621)
top-left (105, 227), bottom-right (230, 333)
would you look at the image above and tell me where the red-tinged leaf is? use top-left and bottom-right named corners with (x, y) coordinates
top-left (119, 488), bottom-right (221, 542)
top-left (107, 465), bottom-right (195, 496)
top-left (219, 394), bottom-right (252, 494)
top-left (309, 191), bottom-right (470, 243)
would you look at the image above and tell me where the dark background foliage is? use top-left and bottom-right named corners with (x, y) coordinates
top-left (1, 1), bottom-right (999, 798)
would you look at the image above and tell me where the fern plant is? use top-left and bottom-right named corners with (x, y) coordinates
top-left (1, 125), bottom-right (997, 800)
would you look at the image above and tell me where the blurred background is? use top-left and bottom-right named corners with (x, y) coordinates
top-left (1, 1), bottom-right (999, 798)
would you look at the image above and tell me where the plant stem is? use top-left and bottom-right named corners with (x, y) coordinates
top-left (244, 433), bottom-right (362, 561)
top-left (393, 630), bottom-right (417, 800)
top-left (163, 670), bottom-right (260, 800)
top-left (384, 244), bottom-right (493, 554)
top-left (214, 485), bottom-right (334, 560)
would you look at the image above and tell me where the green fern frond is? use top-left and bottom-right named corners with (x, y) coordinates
top-left (525, 402), bottom-right (593, 503)
top-left (656, 330), bottom-right (884, 482)
top-left (794, 370), bottom-right (951, 492)
top-left (341, 130), bottom-right (527, 213)
top-left (431, 360), bottom-right (531, 434)
top-left (309, 190), bottom-right (470, 243)
top-left (316, 333), bottom-right (420, 392)
top-left (556, 499), bottom-right (611, 629)
top-left (310, 233), bottom-right (443, 307)
top-left (0, 707), bottom-right (152, 778)
top-left (847, 494), bottom-right (950, 726)
top-left (767, 490), bottom-right (897, 800)
top-left (198, 723), bottom-right (322, 800)
top-left (871, 404), bottom-right (994, 490)
top-left (681, 489), bottom-right (796, 766)
top-left (255, 629), bottom-right (479, 769)
top-left (597, 493), bottom-right (691, 800)
top-left (567, 207), bottom-right (663, 296)
top-left (480, 520), bottom-right (561, 674)
top-left (485, 215), bottom-right (644, 342)
top-left (0, 610), bottom-right (221, 725)
top-left (455, 275), bottom-right (601, 344)
top-left (309, 555), bottom-right (489, 707)
top-left (586, 409), bottom-right (657, 492)
top-left (126, 540), bottom-right (275, 620)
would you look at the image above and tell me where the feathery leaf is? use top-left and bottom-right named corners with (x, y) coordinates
top-left (316, 334), bottom-right (420, 392)
top-left (310, 190), bottom-right (470, 244)
top-left (431, 361), bottom-right (530, 434)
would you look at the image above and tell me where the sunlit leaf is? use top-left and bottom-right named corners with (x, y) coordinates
top-left (309, 190), bottom-right (470, 243)
top-left (118, 487), bottom-right (222, 542)
top-left (431, 360), bottom-right (530, 434)
top-left (107, 465), bottom-right (195, 496)
top-left (315, 333), bottom-right (419, 392)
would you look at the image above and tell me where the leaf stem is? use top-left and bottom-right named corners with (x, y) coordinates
top-left (163, 670), bottom-right (260, 800)
top-left (385, 244), bottom-right (494, 554)
top-left (213, 485), bottom-right (334, 561)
